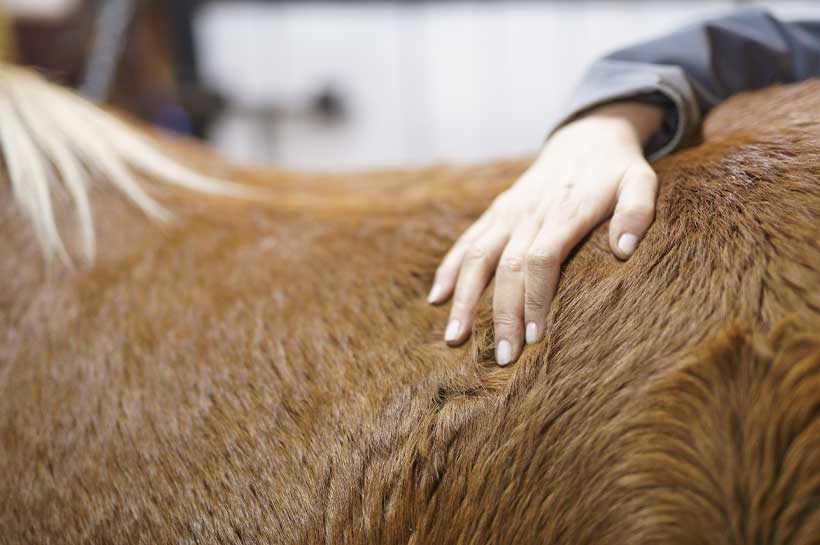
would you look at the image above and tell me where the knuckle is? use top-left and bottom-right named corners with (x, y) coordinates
top-left (489, 193), bottom-right (524, 224)
top-left (464, 243), bottom-right (491, 263)
top-left (497, 256), bottom-right (525, 275)
top-left (493, 310), bottom-right (521, 328)
top-left (525, 292), bottom-right (548, 312)
top-left (526, 248), bottom-right (561, 274)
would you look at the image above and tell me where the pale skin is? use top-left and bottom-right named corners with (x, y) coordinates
top-left (428, 101), bottom-right (665, 365)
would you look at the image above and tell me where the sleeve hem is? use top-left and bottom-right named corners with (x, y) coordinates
top-left (544, 62), bottom-right (702, 161)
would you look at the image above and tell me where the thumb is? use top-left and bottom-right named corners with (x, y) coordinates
top-left (609, 161), bottom-right (658, 260)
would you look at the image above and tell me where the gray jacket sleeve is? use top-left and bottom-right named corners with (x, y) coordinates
top-left (546, 8), bottom-right (820, 160)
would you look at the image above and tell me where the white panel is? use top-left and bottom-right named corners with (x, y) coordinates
top-left (198, 2), bottom-right (406, 170)
top-left (194, 1), bottom-right (820, 171)
top-left (1, 0), bottom-right (79, 19)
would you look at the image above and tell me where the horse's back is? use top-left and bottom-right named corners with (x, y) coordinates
top-left (0, 81), bottom-right (818, 544)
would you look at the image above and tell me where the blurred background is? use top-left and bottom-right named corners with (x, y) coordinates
top-left (4, 0), bottom-right (818, 171)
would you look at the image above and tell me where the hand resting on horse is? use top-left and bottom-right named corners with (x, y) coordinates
top-left (428, 101), bottom-right (664, 365)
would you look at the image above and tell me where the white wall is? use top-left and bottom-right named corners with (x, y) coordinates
top-left (194, 1), bottom-right (820, 171)
top-left (0, 0), bottom-right (80, 19)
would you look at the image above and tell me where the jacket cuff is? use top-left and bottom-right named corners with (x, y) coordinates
top-left (545, 59), bottom-right (701, 161)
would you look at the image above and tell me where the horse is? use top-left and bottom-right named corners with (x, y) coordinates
top-left (0, 66), bottom-right (818, 544)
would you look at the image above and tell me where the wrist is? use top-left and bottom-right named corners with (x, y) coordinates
top-left (538, 101), bottom-right (665, 167)
top-left (581, 101), bottom-right (665, 146)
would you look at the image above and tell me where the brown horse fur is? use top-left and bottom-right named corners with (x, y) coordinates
top-left (1, 77), bottom-right (819, 544)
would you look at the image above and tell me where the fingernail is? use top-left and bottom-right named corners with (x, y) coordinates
top-left (427, 283), bottom-right (443, 304)
top-left (618, 233), bottom-right (639, 255)
top-left (445, 319), bottom-right (461, 342)
top-left (525, 322), bottom-right (538, 344)
top-left (497, 340), bottom-right (512, 366)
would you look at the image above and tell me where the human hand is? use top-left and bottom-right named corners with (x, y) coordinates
top-left (428, 101), bottom-right (664, 365)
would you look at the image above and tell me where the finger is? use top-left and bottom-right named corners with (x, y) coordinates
top-left (445, 225), bottom-right (511, 346)
top-left (524, 205), bottom-right (596, 343)
top-left (609, 162), bottom-right (657, 260)
top-left (492, 220), bottom-right (540, 365)
top-left (429, 213), bottom-right (493, 304)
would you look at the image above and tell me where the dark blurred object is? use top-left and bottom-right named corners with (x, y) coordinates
top-left (315, 85), bottom-right (346, 120)
top-left (11, 0), bottom-right (345, 141)
top-left (80, 0), bottom-right (137, 101)
top-left (166, 0), bottom-right (226, 138)
top-left (164, 1), bottom-right (344, 137)
top-left (12, 0), bottom-right (225, 138)
top-left (13, 4), bottom-right (92, 86)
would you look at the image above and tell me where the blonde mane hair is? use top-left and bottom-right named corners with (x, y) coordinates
top-left (0, 64), bottom-right (256, 264)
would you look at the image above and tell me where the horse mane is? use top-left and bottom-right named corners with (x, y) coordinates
top-left (0, 64), bottom-right (255, 264)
